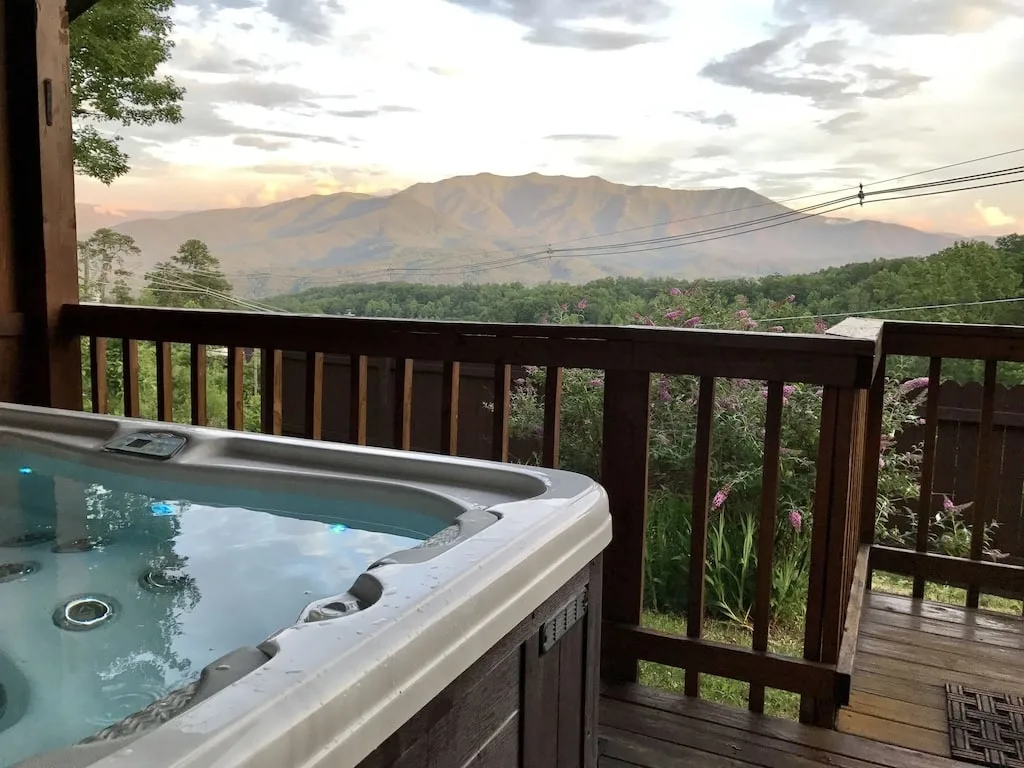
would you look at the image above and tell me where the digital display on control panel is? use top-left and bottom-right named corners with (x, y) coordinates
top-left (103, 432), bottom-right (187, 460)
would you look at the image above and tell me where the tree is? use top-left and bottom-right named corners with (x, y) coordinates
top-left (144, 239), bottom-right (234, 308)
top-left (70, 0), bottom-right (184, 184)
top-left (78, 228), bottom-right (138, 303)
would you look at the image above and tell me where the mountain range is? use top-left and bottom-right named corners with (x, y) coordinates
top-left (78, 173), bottom-right (985, 299)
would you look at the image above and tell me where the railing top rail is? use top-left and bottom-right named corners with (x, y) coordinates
top-left (61, 303), bottom-right (877, 387)
top-left (881, 320), bottom-right (1024, 362)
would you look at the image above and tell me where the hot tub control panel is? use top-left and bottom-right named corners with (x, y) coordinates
top-left (103, 431), bottom-right (187, 460)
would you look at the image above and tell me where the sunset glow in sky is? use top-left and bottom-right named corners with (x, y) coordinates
top-left (75, 0), bottom-right (1024, 235)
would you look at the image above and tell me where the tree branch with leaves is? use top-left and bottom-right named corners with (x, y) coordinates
top-left (70, 0), bottom-right (184, 184)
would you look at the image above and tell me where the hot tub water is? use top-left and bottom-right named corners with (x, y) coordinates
top-left (0, 448), bottom-right (442, 768)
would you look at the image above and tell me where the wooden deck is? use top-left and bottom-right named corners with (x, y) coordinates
top-left (600, 682), bottom-right (961, 767)
top-left (837, 590), bottom-right (1024, 757)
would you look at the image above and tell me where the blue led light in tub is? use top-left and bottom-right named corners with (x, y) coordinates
top-left (19, 467), bottom-right (32, 475)
top-left (150, 502), bottom-right (176, 516)
top-left (330, 523), bottom-right (348, 533)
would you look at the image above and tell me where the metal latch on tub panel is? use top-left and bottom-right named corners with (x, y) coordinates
top-left (540, 587), bottom-right (588, 655)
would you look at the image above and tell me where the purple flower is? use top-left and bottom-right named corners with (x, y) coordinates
top-left (899, 377), bottom-right (930, 394)
top-left (769, 325), bottom-right (784, 333)
top-left (683, 315), bottom-right (702, 328)
top-left (532, 425), bottom-right (544, 437)
top-left (560, 303), bottom-right (568, 312)
top-left (669, 286), bottom-right (682, 296)
top-left (577, 299), bottom-right (587, 310)
top-left (789, 510), bottom-right (803, 532)
top-left (735, 309), bottom-right (750, 320)
top-left (943, 495), bottom-right (954, 510)
top-left (590, 378), bottom-right (603, 387)
top-left (786, 294), bottom-right (796, 303)
top-left (658, 376), bottom-right (671, 403)
top-left (665, 309), bottom-right (683, 320)
top-left (814, 319), bottom-right (829, 334)
top-left (711, 486), bottom-right (730, 510)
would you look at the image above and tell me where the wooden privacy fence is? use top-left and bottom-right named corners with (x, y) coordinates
top-left (895, 380), bottom-right (1024, 563)
top-left (61, 303), bottom-right (877, 726)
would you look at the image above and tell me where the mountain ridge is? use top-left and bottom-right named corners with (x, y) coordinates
top-left (80, 172), bottom-right (982, 298)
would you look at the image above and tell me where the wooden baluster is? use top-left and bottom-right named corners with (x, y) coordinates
top-left (492, 363), bottom-right (511, 462)
top-left (859, 356), bottom-right (887, 592)
top-left (190, 344), bottom-right (207, 426)
top-left (392, 358), bottom-right (414, 450)
top-left (260, 348), bottom-right (282, 435)
top-left (968, 360), bottom-right (998, 608)
top-left (802, 386), bottom-right (838, 724)
top-left (750, 380), bottom-right (784, 713)
top-left (913, 357), bottom-right (943, 598)
top-left (542, 366), bottom-right (562, 468)
top-left (89, 337), bottom-right (107, 414)
top-left (121, 338), bottom-right (139, 418)
top-left (349, 354), bottom-right (368, 445)
top-left (227, 346), bottom-right (244, 431)
top-left (802, 386), bottom-right (856, 726)
top-left (685, 376), bottom-right (715, 697)
top-left (304, 351), bottom-right (324, 440)
top-left (156, 342), bottom-right (173, 422)
top-left (599, 369), bottom-right (651, 683)
top-left (440, 361), bottom-right (460, 456)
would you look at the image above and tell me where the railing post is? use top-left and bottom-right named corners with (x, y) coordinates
top-left (802, 319), bottom-right (882, 726)
top-left (599, 368), bottom-right (650, 683)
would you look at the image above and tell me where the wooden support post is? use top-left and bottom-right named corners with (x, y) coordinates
top-left (1, 0), bottom-right (82, 408)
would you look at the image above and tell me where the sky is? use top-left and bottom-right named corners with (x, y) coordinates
top-left (75, 0), bottom-right (1024, 236)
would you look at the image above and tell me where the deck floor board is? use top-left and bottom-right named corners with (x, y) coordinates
top-left (837, 591), bottom-right (1024, 758)
top-left (600, 683), bottom-right (961, 768)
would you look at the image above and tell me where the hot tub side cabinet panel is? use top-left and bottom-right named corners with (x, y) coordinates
top-left (358, 556), bottom-right (604, 768)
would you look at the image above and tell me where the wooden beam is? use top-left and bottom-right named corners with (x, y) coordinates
top-left (3, 0), bottom-right (82, 408)
top-left (870, 545), bottom-right (1024, 595)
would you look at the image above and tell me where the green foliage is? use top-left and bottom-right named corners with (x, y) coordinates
top-left (143, 239), bottom-right (234, 308)
top-left (70, 0), bottom-right (184, 184)
top-left (78, 228), bottom-right (137, 303)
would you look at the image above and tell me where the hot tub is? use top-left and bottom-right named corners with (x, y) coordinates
top-left (0, 403), bottom-right (610, 768)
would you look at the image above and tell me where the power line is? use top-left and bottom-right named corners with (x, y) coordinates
top-left (754, 296), bottom-right (1024, 325)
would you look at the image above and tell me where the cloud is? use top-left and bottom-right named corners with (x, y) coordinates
top-left (441, 0), bottom-right (670, 50)
top-left (545, 133), bottom-right (618, 142)
top-left (974, 200), bottom-right (1016, 226)
top-left (576, 154), bottom-right (683, 186)
top-left (171, 39), bottom-right (268, 74)
top-left (699, 24), bottom-right (930, 108)
top-left (265, 0), bottom-right (344, 43)
top-left (678, 110), bottom-right (737, 128)
top-left (819, 111), bottom-right (865, 134)
top-left (773, 0), bottom-right (1023, 36)
top-left (692, 144), bottom-right (731, 159)
top-left (802, 39), bottom-right (849, 66)
top-left (182, 78), bottom-right (318, 108)
top-left (233, 135), bottom-right (291, 150)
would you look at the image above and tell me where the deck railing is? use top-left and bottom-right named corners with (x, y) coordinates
top-left (861, 322), bottom-right (1024, 606)
top-left (60, 303), bottom-right (878, 726)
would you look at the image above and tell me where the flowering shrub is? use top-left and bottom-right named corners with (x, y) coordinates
top-left (505, 287), bottom-right (940, 626)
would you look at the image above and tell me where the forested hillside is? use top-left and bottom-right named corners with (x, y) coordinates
top-left (269, 236), bottom-right (1024, 331)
